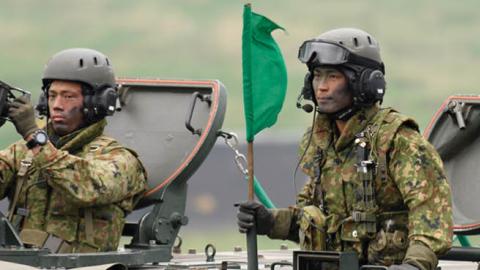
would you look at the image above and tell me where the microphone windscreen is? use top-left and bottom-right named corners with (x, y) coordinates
top-left (302, 104), bottom-right (313, 113)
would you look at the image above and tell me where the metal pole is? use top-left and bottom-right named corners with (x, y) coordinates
top-left (246, 141), bottom-right (258, 270)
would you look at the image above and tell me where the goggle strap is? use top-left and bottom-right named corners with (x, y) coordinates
top-left (348, 53), bottom-right (384, 73)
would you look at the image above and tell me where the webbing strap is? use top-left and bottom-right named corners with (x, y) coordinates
top-left (312, 148), bottom-right (325, 209)
top-left (8, 156), bottom-right (33, 222)
top-left (84, 209), bottom-right (94, 244)
top-left (352, 210), bottom-right (376, 222)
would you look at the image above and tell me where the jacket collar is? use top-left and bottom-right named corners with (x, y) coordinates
top-left (47, 119), bottom-right (107, 153)
top-left (313, 104), bottom-right (380, 152)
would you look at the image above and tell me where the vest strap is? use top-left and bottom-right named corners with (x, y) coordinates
top-left (84, 209), bottom-right (94, 244)
top-left (8, 156), bottom-right (33, 222)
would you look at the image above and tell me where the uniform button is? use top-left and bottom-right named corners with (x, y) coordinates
top-left (334, 158), bottom-right (342, 165)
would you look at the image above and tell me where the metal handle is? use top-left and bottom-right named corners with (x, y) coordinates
top-left (270, 261), bottom-right (293, 270)
top-left (185, 92), bottom-right (211, 135)
top-left (447, 100), bottom-right (466, 129)
top-left (204, 243), bottom-right (216, 262)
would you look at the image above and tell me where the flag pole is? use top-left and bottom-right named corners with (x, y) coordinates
top-left (246, 141), bottom-right (258, 270)
top-left (243, 3), bottom-right (258, 270)
top-left (247, 142), bottom-right (254, 200)
top-left (242, 3), bottom-right (286, 269)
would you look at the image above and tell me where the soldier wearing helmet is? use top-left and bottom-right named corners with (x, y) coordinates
top-left (237, 28), bottom-right (452, 270)
top-left (0, 48), bottom-right (146, 252)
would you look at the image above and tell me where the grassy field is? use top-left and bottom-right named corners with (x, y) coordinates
top-left (2, 1), bottom-right (480, 149)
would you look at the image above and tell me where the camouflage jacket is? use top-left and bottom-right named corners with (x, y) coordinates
top-left (268, 105), bottom-right (452, 266)
top-left (0, 119), bottom-right (147, 252)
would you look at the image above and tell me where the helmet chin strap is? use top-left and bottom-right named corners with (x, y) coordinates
top-left (319, 105), bottom-right (358, 121)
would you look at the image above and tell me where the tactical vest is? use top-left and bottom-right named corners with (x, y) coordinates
top-left (299, 107), bottom-right (419, 265)
top-left (9, 133), bottom-right (141, 253)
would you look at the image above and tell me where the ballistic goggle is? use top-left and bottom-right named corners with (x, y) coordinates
top-left (298, 39), bottom-right (383, 71)
top-left (0, 80), bottom-right (31, 127)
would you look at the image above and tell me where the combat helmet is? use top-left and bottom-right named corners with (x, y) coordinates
top-left (38, 48), bottom-right (118, 123)
top-left (42, 48), bottom-right (115, 89)
top-left (297, 28), bottom-right (386, 112)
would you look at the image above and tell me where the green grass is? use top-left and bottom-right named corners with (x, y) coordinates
top-left (1, 1), bottom-right (480, 147)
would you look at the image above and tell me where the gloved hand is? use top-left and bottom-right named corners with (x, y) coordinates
top-left (387, 263), bottom-right (419, 270)
top-left (236, 200), bottom-right (274, 235)
top-left (8, 95), bottom-right (38, 138)
top-left (403, 242), bottom-right (438, 270)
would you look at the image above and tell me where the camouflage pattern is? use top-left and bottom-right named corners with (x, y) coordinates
top-left (0, 119), bottom-right (147, 252)
top-left (268, 105), bottom-right (452, 268)
top-left (297, 205), bottom-right (326, 251)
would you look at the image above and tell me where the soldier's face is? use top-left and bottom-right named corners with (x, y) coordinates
top-left (48, 80), bottom-right (85, 136)
top-left (312, 67), bottom-right (352, 114)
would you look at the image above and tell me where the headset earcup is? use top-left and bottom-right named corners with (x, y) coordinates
top-left (92, 86), bottom-right (118, 117)
top-left (83, 85), bottom-right (118, 124)
top-left (358, 69), bottom-right (386, 105)
top-left (35, 91), bottom-right (49, 117)
top-left (366, 69), bottom-right (386, 103)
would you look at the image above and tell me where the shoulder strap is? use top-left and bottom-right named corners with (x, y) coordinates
top-left (369, 109), bottom-right (419, 184)
top-left (8, 154), bottom-right (33, 222)
top-left (81, 135), bottom-right (115, 245)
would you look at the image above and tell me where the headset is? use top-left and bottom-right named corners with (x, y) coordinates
top-left (296, 72), bottom-right (315, 113)
top-left (37, 83), bottom-right (118, 124)
top-left (296, 65), bottom-right (386, 113)
top-left (343, 64), bottom-right (386, 107)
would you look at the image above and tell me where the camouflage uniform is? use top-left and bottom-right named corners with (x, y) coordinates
top-left (0, 119), bottom-right (146, 252)
top-left (267, 105), bottom-right (452, 267)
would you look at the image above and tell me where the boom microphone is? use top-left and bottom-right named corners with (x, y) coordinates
top-left (302, 104), bottom-right (314, 113)
top-left (296, 91), bottom-right (314, 113)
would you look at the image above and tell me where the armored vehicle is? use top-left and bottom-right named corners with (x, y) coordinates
top-left (1, 79), bottom-right (480, 269)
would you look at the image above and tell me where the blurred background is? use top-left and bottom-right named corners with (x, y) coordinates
top-left (1, 0), bottom-right (479, 252)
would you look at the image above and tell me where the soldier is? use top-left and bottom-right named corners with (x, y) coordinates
top-left (237, 28), bottom-right (453, 270)
top-left (0, 48), bottom-right (147, 252)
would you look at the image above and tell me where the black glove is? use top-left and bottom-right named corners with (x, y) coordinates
top-left (8, 95), bottom-right (38, 138)
top-left (236, 200), bottom-right (274, 235)
top-left (387, 264), bottom-right (419, 270)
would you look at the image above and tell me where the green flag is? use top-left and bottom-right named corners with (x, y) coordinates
top-left (242, 4), bottom-right (287, 142)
